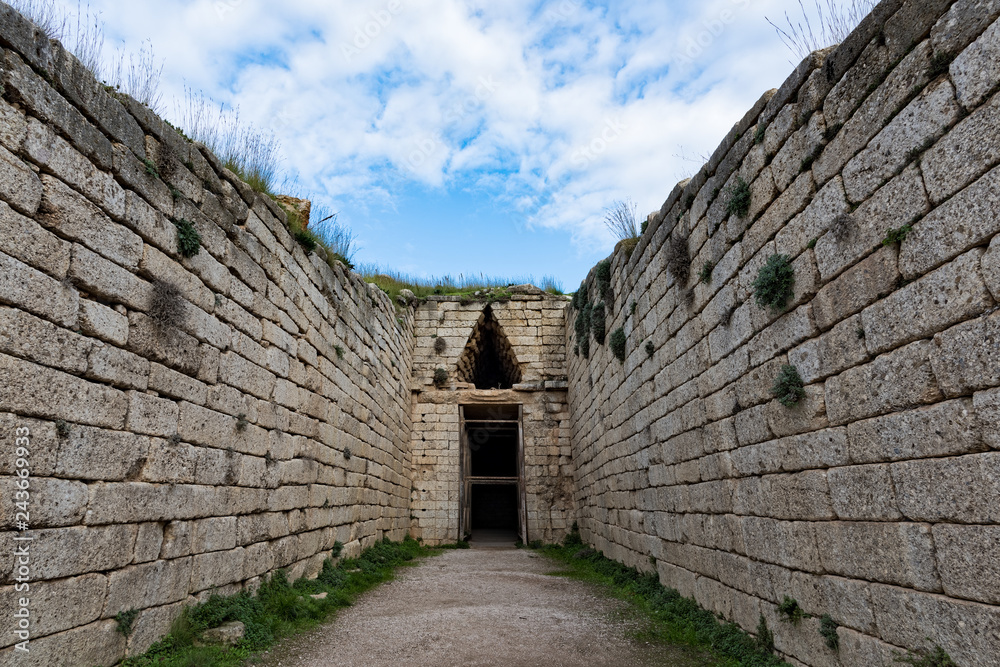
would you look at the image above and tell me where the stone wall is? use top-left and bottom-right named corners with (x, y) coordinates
top-left (409, 294), bottom-right (574, 544)
top-left (0, 5), bottom-right (414, 664)
top-left (566, 1), bottom-right (1000, 665)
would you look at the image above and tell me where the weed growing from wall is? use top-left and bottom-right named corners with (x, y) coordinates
top-left (149, 279), bottom-right (186, 328)
top-left (609, 328), bottom-right (626, 362)
top-left (645, 340), bottom-right (654, 357)
top-left (726, 177), bottom-right (752, 219)
top-left (433, 367), bottom-right (448, 387)
top-left (778, 596), bottom-right (807, 625)
top-left (666, 234), bottom-right (691, 285)
top-left (433, 337), bottom-right (447, 354)
top-left (115, 609), bottom-right (139, 637)
top-left (235, 413), bottom-right (249, 433)
top-left (699, 261), bottom-right (714, 284)
top-left (894, 646), bottom-right (957, 666)
top-left (772, 364), bottom-right (806, 407)
top-left (55, 419), bottom-right (70, 438)
top-left (603, 198), bottom-right (639, 241)
top-left (173, 218), bottom-right (201, 258)
top-left (882, 224), bottom-right (913, 246)
top-left (819, 615), bottom-right (839, 651)
top-left (591, 302), bottom-right (607, 345)
top-left (756, 615), bottom-right (775, 654)
top-left (596, 260), bottom-right (613, 304)
top-left (754, 123), bottom-right (766, 145)
top-left (753, 254), bottom-right (795, 310)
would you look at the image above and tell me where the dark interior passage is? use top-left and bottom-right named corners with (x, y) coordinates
top-left (471, 484), bottom-right (518, 530)
top-left (457, 306), bottom-right (522, 389)
top-left (469, 424), bottom-right (518, 477)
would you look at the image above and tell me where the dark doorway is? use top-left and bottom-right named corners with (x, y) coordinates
top-left (471, 485), bottom-right (518, 530)
top-left (459, 404), bottom-right (527, 547)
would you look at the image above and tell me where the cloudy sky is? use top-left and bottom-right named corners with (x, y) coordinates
top-left (44, 0), bottom-right (853, 289)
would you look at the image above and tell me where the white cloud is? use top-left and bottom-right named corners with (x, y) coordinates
top-left (50, 0), bottom-right (849, 259)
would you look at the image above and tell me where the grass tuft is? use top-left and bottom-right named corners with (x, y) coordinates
top-left (122, 538), bottom-right (431, 667)
top-left (777, 596), bottom-right (807, 625)
top-left (534, 542), bottom-right (788, 666)
top-left (115, 609), bottom-right (140, 637)
top-left (819, 614), bottom-right (839, 651)
top-left (645, 340), bottom-right (655, 357)
top-left (591, 302), bottom-right (607, 345)
top-left (699, 261), bottom-right (714, 285)
top-left (882, 224), bottom-right (913, 247)
top-left (433, 368), bottom-right (448, 387)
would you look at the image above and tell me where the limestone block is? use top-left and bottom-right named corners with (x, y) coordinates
top-left (848, 398), bottom-right (982, 464)
top-left (189, 547), bottom-right (246, 593)
top-left (139, 245), bottom-right (214, 313)
top-left (0, 352), bottom-right (128, 429)
top-left (825, 340), bottom-right (942, 426)
top-left (869, 582), bottom-right (1000, 665)
top-left (827, 464), bottom-right (902, 521)
top-left (0, 618), bottom-right (125, 666)
top-left (734, 404), bottom-right (773, 447)
top-left (789, 315), bottom-right (869, 384)
top-left (148, 363), bottom-right (208, 405)
top-left (815, 521), bottom-right (940, 591)
top-left (814, 41), bottom-right (932, 184)
top-left (771, 112), bottom-right (826, 192)
top-left (0, 476), bottom-right (87, 529)
top-left (0, 143), bottom-right (42, 216)
top-left (814, 165), bottom-right (929, 281)
top-left (23, 118), bottom-right (125, 219)
top-left (900, 164), bottom-right (1000, 279)
top-left (929, 310), bottom-right (1000, 396)
top-left (85, 482), bottom-right (218, 525)
top-left (863, 249), bottom-right (993, 355)
top-left (55, 424), bottom-right (149, 482)
top-left (811, 245), bottom-right (899, 332)
top-left (133, 523), bottom-right (164, 564)
top-left (127, 311), bottom-right (203, 376)
top-left (735, 357), bottom-right (788, 409)
top-left (127, 601), bottom-right (184, 657)
top-left (773, 177), bottom-right (849, 258)
top-left (892, 453), bottom-right (1000, 523)
top-left (923, 89), bottom-right (1000, 204)
top-left (734, 470), bottom-right (834, 520)
top-left (219, 352), bottom-right (276, 401)
top-left (933, 524), bottom-right (1000, 605)
top-left (0, 305), bottom-right (92, 373)
top-left (104, 557), bottom-right (192, 616)
top-left (0, 573), bottom-right (106, 647)
top-left (0, 93), bottom-right (27, 152)
top-left (0, 250), bottom-right (79, 327)
top-left (747, 305), bottom-right (816, 367)
top-left (242, 540), bottom-right (277, 580)
top-left (126, 391), bottom-right (178, 438)
top-left (766, 385), bottom-right (829, 438)
top-left (951, 15), bottom-right (1000, 108)
top-left (141, 438), bottom-right (198, 484)
top-left (842, 79), bottom-right (960, 203)
top-left (932, 0), bottom-right (1000, 57)
top-left (111, 142), bottom-right (174, 215)
top-left (70, 244), bottom-right (152, 311)
top-left (87, 343), bottom-right (150, 390)
top-left (123, 190), bottom-right (176, 254)
top-left (740, 517), bottom-right (823, 573)
top-left (79, 300), bottom-right (128, 346)
top-left (0, 200), bottom-right (71, 278)
top-left (1, 524), bottom-right (137, 582)
top-left (39, 174), bottom-right (142, 269)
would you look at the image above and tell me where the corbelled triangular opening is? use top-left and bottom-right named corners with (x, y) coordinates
top-left (456, 306), bottom-right (522, 389)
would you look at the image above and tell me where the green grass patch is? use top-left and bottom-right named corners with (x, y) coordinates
top-left (534, 542), bottom-right (788, 667)
top-left (122, 537), bottom-right (435, 667)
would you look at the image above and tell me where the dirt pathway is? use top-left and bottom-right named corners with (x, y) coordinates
top-left (253, 548), bottom-right (712, 667)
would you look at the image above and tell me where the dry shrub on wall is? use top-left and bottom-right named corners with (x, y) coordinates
top-left (768, 0), bottom-right (879, 62)
top-left (149, 280), bottom-right (185, 328)
top-left (666, 234), bottom-right (691, 284)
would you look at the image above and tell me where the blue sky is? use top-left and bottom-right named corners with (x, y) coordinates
top-left (47, 0), bottom-right (857, 290)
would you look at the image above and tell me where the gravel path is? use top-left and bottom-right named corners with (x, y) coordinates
top-left (253, 548), bottom-right (711, 667)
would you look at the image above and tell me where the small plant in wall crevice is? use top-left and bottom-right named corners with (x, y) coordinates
top-left (699, 261), bottom-right (714, 284)
top-left (894, 645), bottom-right (957, 666)
top-left (777, 596), bottom-right (807, 625)
top-left (726, 176), bottom-right (752, 219)
top-left (666, 234), bottom-right (691, 284)
top-left (645, 340), bottom-right (654, 357)
top-left (772, 364), bottom-right (806, 408)
top-left (173, 218), bottom-right (201, 258)
top-left (819, 614), bottom-right (840, 651)
top-left (753, 254), bottom-right (795, 311)
top-left (433, 367), bottom-right (448, 387)
top-left (115, 609), bottom-right (140, 637)
top-left (433, 336), bottom-right (447, 354)
top-left (609, 327), bottom-right (626, 362)
top-left (591, 302), bottom-right (607, 345)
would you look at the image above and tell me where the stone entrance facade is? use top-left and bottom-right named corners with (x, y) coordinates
top-left (407, 289), bottom-right (575, 545)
